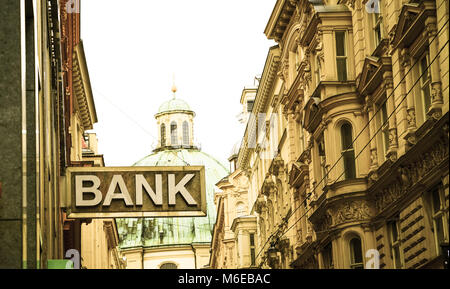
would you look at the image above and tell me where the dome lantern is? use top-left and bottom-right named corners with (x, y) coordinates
top-left (154, 86), bottom-right (196, 151)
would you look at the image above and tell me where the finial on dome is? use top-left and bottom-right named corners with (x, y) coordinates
top-left (171, 74), bottom-right (177, 99)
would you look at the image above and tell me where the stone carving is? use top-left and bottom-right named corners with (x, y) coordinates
top-left (431, 85), bottom-right (442, 103)
top-left (315, 31), bottom-right (325, 81)
top-left (262, 175), bottom-right (277, 197)
top-left (271, 156), bottom-right (285, 177)
top-left (281, 59), bottom-right (289, 84)
top-left (398, 166), bottom-right (411, 188)
top-left (401, 52), bottom-right (411, 68)
top-left (313, 198), bottom-right (375, 232)
top-left (335, 200), bottom-right (372, 224)
top-left (370, 148), bottom-right (378, 167)
top-left (303, 59), bottom-right (312, 84)
top-left (426, 22), bottom-right (437, 37)
top-left (385, 80), bottom-right (394, 90)
top-left (368, 171), bottom-right (379, 183)
top-left (375, 182), bottom-right (402, 212)
top-left (302, 147), bottom-right (312, 164)
top-left (374, 136), bottom-right (448, 212)
top-left (406, 108), bottom-right (416, 128)
top-left (388, 128), bottom-right (398, 147)
top-left (255, 195), bottom-right (267, 214)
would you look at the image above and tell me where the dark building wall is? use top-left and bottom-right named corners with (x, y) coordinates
top-left (0, 0), bottom-right (24, 269)
top-left (0, 0), bottom-right (37, 269)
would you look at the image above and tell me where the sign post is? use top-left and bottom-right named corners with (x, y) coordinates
top-left (65, 166), bottom-right (206, 218)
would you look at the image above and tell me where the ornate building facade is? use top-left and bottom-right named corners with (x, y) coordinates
top-left (209, 89), bottom-right (257, 269)
top-left (211, 0), bottom-right (448, 269)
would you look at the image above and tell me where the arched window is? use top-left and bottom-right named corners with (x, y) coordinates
top-left (160, 124), bottom-right (166, 146)
top-left (341, 122), bottom-right (356, 179)
top-left (170, 121), bottom-right (178, 145)
top-left (349, 237), bottom-right (364, 269)
top-left (182, 121), bottom-right (189, 146)
top-left (160, 262), bottom-right (177, 269)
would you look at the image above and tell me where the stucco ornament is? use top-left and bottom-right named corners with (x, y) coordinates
top-left (335, 200), bottom-right (372, 224)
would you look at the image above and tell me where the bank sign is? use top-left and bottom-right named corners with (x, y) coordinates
top-left (65, 166), bottom-right (206, 218)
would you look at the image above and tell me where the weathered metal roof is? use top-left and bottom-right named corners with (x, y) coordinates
top-left (157, 98), bottom-right (192, 114)
top-left (117, 148), bottom-right (229, 249)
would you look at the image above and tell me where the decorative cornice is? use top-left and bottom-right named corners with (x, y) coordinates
top-left (237, 46), bottom-right (281, 170)
top-left (310, 195), bottom-right (374, 233)
top-left (265, 0), bottom-right (298, 42)
top-left (72, 41), bottom-right (97, 130)
top-left (357, 56), bottom-right (392, 98)
top-left (391, 2), bottom-right (436, 51)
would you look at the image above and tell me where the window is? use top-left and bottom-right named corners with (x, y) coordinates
top-left (380, 101), bottom-right (390, 156)
top-left (429, 186), bottom-right (449, 255)
top-left (388, 219), bottom-right (403, 268)
top-left (419, 51), bottom-right (432, 119)
top-left (250, 233), bottom-right (256, 266)
top-left (349, 237), bottom-right (364, 269)
top-left (182, 121), bottom-right (189, 146)
top-left (341, 123), bottom-right (356, 179)
top-left (170, 121), bottom-right (178, 145)
top-left (160, 262), bottom-right (177, 269)
top-left (322, 242), bottom-right (334, 269)
top-left (372, 1), bottom-right (383, 48)
top-left (335, 31), bottom-right (347, 81)
top-left (160, 124), bottom-right (166, 146)
top-left (247, 100), bottom-right (254, 113)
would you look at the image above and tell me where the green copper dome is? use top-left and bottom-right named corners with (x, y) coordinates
top-left (157, 98), bottom-right (192, 114)
top-left (116, 148), bottom-right (229, 249)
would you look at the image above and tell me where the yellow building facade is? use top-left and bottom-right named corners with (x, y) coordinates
top-left (210, 0), bottom-right (448, 269)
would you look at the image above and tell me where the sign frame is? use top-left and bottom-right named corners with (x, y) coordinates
top-left (65, 166), bottom-right (206, 218)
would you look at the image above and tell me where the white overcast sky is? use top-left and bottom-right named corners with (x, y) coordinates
top-left (81, 0), bottom-right (276, 167)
